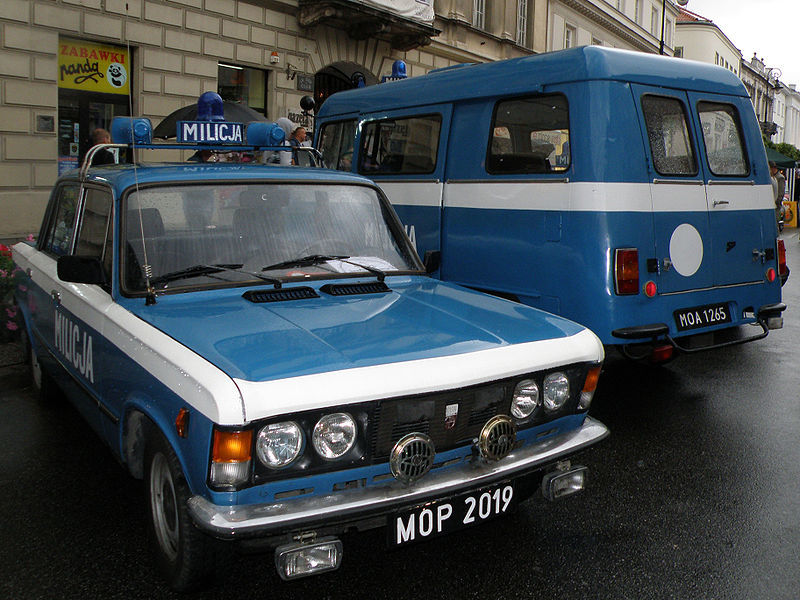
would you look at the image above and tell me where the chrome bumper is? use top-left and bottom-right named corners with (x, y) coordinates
top-left (188, 416), bottom-right (609, 539)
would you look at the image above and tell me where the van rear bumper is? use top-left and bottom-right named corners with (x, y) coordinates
top-left (612, 302), bottom-right (786, 354)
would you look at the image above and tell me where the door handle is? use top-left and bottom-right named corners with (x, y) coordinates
top-left (713, 200), bottom-right (730, 207)
top-left (50, 290), bottom-right (61, 305)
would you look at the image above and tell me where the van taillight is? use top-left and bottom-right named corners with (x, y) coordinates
top-left (777, 239), bottom-right (788, 278)
top-left (614, 248), bottom-right (640, 295)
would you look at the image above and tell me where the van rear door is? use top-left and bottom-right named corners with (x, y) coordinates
top-left (633, 85), bottom-right (711, 294)
top-left (687, 92), bottom-right (771, 288)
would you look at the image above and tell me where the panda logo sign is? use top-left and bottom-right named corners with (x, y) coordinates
top-left (107, 62), bottom-right (127, 88)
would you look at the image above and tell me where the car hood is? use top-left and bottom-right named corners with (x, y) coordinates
top-left (129, 277), bottom-right (588, 384)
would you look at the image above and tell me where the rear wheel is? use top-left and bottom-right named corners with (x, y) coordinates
top-left (21, 326), bottom-right (55, 400)
top-left (144, 429), bottom-right (214, 591)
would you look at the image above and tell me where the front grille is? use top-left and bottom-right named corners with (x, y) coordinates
top-left (370, 380), bottom-right (512, 459)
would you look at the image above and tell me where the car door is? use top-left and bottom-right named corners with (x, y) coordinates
top-left (31, 183), bottom-right (114, 437)
top-left (632, 84), bottom-right (712, 294)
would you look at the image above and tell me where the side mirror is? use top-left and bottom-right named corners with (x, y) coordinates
top-left (57, 255), bottom-right (107, 285)
top-left (423, 250), bottom-right (441, 275)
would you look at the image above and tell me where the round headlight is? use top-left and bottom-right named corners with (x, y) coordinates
top-left (543, 372), bottom-right (570, 412)
top-left (511, 379), bottom-right (541, 420)
top-left (256, 422), bottom-right (304, 468)
top-left (313, 413), bottom-right (357, 459)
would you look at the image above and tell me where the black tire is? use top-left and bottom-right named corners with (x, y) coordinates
top-left (144, 428), bottom-right (215, 591)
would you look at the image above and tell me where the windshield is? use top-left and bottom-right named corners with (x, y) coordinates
top-left (122, 182), bottom-right (419, 293)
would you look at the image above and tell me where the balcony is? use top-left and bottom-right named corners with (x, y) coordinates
top-left (298, 0), bottom-right (440, 51)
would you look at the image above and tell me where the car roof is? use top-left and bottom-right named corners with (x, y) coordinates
top-left (317, 46), bottom-right (748, 118)
top-left (62, 162), bottom-right (375, 191)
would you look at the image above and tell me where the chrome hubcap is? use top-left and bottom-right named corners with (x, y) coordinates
top-left (150, 452), bottom-right (179, 561)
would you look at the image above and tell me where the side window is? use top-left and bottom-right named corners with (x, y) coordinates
top-left (42, 185), bottom-right (80, 256)
top-left (641, 95), bottom-right (698, 176)
top-left (76, 188), bottom-right (114, 284)
top-left (319, 120), bottom-right (356, 171)
top-left (358, 115), bottom-right (441, 175)
top-left (697, 101), bottom-right (750, 176)
top-left (488, 94), bottom-right (570, 174)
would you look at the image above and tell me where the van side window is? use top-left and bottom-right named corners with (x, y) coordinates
top-left (76, 188), bottom-right (114, 284)
top-left (358, 115), bottom-right (441, 175)
top-left (488, 94), bottom-right (570, 174)
top-left (319, 120), bottom-right (356, 171)
top-left (697, 101), bottom-right (750, 176)
top-left (641, 95), bottom-right (698, 176)
top-left (42, 185), bottom-right (80, 257)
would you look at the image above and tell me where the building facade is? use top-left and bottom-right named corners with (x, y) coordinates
top-left (673, 6), bottom-right (740, 75)
top-left (0, 0), bottom-right (554, 239)
top-left (548, 0), bottom-right (681, 54)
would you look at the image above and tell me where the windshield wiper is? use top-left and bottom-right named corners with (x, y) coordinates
top-left (150, 263), bottom-right (282, 288)
top-left (262, 255), bottom-right (349, 271)
top-left (262, 255), bottom-right (386, 282)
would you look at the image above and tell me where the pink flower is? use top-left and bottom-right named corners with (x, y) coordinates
top-left (6, 320), bottom-right (18, 331)
top-left (0, 269), bottom-right (6, 278)
top-left (5, 307), bottom-right (16, 318)
top-left (26, 234), bottom-right (35, 242)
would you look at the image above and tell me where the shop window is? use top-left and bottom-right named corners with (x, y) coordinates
top-left (488, 94), bottom-right (571, 174)
top-left (218, 63), bottom-right (267, 115)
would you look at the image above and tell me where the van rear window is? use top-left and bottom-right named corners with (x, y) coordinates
top-left (697, 102), bottom-right (749, 177)
top-left (641, 95), bottom-right (698, 176)
top-left (488, 94), bottom-right (570, 174)
top-left (358, 115), bottom-right (441, 175)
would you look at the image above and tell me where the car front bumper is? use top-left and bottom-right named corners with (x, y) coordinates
top-left (187, 416), bottom-right (609, 540)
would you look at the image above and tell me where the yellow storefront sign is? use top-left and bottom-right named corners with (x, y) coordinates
top-left (58, 38), bottom-right (130, 95)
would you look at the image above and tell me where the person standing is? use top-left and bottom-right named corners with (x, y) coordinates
top-left (90, 128), bottom-right (116, 166)
top-left (769, 161), bottom-right (782, 227)
top-left (288, 126), bottom-right (306, 165)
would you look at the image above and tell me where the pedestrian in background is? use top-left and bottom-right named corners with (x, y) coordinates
top-left (288, 126), bottom-right (306, 165)
top-left (90, 128), bottom-right (115, 166)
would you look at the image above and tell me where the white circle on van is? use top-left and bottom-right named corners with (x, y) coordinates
top-left (669, 223), bottom-right (703, 277)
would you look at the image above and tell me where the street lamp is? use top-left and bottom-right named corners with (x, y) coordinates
top-left (660, 0), bottom-right (689, 55)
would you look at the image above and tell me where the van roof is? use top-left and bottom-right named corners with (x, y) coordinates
top-left (317, 46), bottom-right (748, 117)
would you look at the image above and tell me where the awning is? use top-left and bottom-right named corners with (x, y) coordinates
top-left (766, 147), bottom-right (797, 169)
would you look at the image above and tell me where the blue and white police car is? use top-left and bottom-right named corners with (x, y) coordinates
top-left (13, 99), bottom-right (608, 590)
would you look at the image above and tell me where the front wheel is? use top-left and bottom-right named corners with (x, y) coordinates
top-left (144, 429), bottom-right (214, 591)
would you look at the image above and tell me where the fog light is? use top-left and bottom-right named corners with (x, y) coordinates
top-left (275, 537), bottom-right (342, 580)
top-left (541, 465), bottom-right (588, 501)
top-left (651, 344), bottom-right (673, 364)
top-left (767, 316), bottom-right (783, 330)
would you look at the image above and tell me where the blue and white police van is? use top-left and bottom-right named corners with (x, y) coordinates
top-left (315, 46), bottom-right (788, 363)
top-left (12, 94), bottom-right (607, 590)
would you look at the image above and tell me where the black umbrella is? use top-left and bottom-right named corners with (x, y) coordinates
top-left (153, 101), bottom-right (267, 139)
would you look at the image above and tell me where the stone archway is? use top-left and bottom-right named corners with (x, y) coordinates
top-left (314, 61), bottom-right (378, 111)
